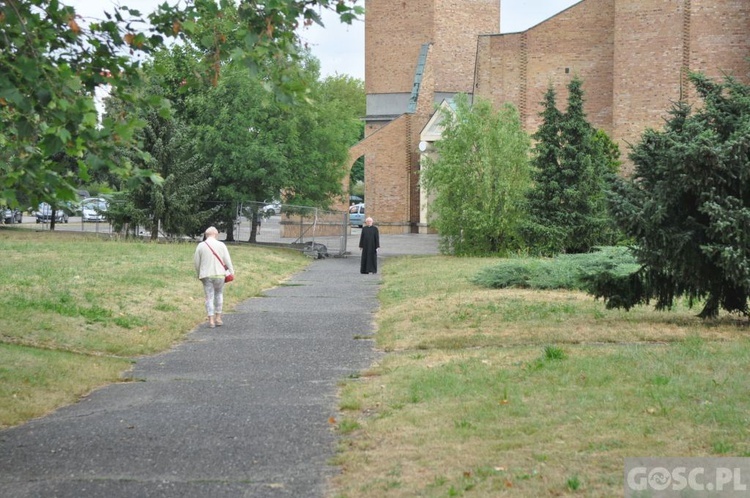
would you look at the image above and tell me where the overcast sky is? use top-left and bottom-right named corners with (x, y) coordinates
top-left (68, 0), bottom-right (580, 80)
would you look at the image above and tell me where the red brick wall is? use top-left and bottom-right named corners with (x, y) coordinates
top-left (356, 115), bottom-right (414, 233)
top-left (361, 0), bottom-right (750, 231)
top-left (474, 0), bottom-right (750, 173)
top-left (476, 0), bottom-right (615, 138)
top-left (365, 0), bottom-right (435, 95)
top-left (526, 0), bottom-right (614, 133)
top-left (364, 0), bottom-right (499, 230)
top-left (366, 0), bottom-right (500, 95)
top-left (689, 0), bottom-right (750, 87)
top-left (612, 0), bottom-right (684, 170)
top-left (432, 0), bottom-right (500, 93)
top-left (611, 0), bottom-right (749, 169)
top-left (475, 33), bottom-right (526, 116)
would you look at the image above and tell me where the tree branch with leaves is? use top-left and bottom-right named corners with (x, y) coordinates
top-left (0, 0), bottom-right (362, 209)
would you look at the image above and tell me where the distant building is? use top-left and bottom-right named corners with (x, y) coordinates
top-left (346, 0), bottom-right (750, 234)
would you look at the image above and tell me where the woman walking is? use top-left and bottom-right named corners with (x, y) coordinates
top-left (194, 226), bottom-right (235, 328)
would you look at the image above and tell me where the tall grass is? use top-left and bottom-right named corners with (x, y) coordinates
top-left (331, 255), bottom-right (750, 497)
top-left (0, 229), bottom-right (308, 427)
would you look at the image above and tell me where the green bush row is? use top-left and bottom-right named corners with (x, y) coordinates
top-left (472, 246), bottom-right (640, 297)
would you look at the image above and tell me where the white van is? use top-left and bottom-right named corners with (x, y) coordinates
top-left (349, 203), bottom-right (365, 227)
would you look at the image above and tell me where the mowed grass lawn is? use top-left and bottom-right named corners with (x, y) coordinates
top-left (0, 229), bottom-right (309, 428)
top-left (330, 256), bottom-right (750, 497)
top-left (2, 229), bottom-right (749, 497)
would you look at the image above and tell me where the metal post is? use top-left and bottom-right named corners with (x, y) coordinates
top-left (341, 211), bottom-right (348, 256)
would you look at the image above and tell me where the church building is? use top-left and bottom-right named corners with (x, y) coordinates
top-left (347, 0), bottom-right (750, 234)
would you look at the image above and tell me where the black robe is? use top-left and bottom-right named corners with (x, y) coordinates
top-left (359, 225), bottom-right (380, 274)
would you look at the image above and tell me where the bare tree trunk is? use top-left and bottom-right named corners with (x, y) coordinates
top-left (225, 218), bottom-right (235, 242)
top-left (248, 211), bottom-right (260, 243)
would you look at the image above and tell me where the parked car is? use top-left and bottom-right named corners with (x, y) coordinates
top-left (35, 203), bottom-right (69, 223)
top-left (81, 197), bottom-right (108, 222)
top-left (263, 201), bottom-right (282, 216)
top-left (349, 203), bottom-right (365, 227)
top-left (3, 207), bottom-right (23, 224)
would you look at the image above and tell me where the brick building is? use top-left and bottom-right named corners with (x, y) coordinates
top-left (348, 0), bottom-right (750, 234)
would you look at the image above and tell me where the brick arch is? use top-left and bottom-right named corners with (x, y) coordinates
top-left (333, 144), bottom-right (368, 213)
top-left (345, 142), bottom-right (368, 191)
top-left (339, 115), bottom-right (414, 233)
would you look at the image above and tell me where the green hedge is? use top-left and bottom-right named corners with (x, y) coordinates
top-left (472, 246), bottom-right (641, 298)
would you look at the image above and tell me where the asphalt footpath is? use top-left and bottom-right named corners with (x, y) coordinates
top-left (0, 233), bottom-right (439, 498)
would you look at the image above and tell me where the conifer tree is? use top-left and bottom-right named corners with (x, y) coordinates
top-left (134, 115), bottom-right (214, 239)
top-left (105, 47), bottom-right (214, 239)
top-left (523, 77), bottom-right (620, 255)
top-left (521, 86), bottom-right (566, 254)
top-left (604, 73), bottom-right (750, 318)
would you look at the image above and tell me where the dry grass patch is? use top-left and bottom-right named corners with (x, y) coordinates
top-left (331, 256), bottom-right (750, 497)
top-left (0, 230), bottom-right (308, 355)
top-left (0, 343), bottom-right (132, 427)
top-left (0, 229), bottom-right (309, 427)
top-left (377, 257), bottom-right (749, 351)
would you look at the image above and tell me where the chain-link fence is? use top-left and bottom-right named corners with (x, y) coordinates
top-left (235, 201), bottom-right (350, 258)
top-left (13, 205), bottom-right (115, 234)
top-left (15, 199), bottom-right (354, 258)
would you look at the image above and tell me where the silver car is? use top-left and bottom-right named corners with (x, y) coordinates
top-left (349, 203), bottom-right (365, 227)
top-left (81, 198), bottom-right (108, 222)
top-left (3, 207), bottom-right (22, 224)
top-left (263, 201), bottom-right (282, 216)
top-left (35, 203), bottom-right (68, 223)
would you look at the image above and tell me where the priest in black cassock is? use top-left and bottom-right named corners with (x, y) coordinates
top-left (359, 217), bottom-right (380, 274)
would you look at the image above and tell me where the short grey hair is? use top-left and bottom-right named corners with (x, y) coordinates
top-left (204, 226), bottom-right (219, 237)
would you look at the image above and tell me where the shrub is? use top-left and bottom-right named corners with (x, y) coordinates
top-left (472, 246), bottom-right (639, 294)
